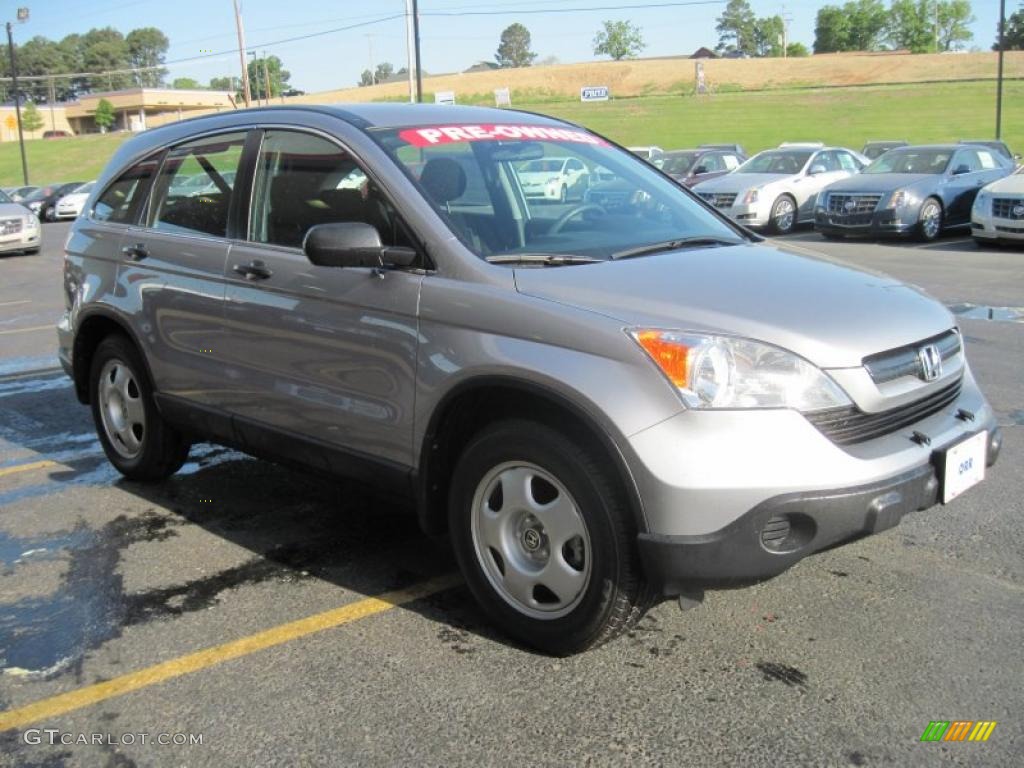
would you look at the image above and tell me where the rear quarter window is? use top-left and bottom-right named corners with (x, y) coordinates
top-left (92, 153), bottom-right (162, 224)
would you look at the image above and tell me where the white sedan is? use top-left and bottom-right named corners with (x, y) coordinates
top-left (693, 143), bottom-right (868, 234)
top-left (972, 166), bottom-right (1024, 245)
top-left (54, 181), bottom-right (96, 221)
top-left (515, 157), bottom-right (590, 202)
top-left (0, 188), bottom-right (41, 255)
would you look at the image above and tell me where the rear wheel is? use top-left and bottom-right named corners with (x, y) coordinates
top-left (23, 247), bottom-right (40, 255)
top-left (916, 197), bottom-right (943, 242)
top-left (89, 334), bottom-right (190, 480)
top-left (769, 194), bottom-right (797, 235)
top-left (449, 419), bottom-right (653, 655)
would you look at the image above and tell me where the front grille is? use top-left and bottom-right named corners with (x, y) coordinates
top-left (863, 329), bottom-right (961, 384)
top-left (992, 197), bottom-right (1024, 220)
top-left (996, 224), bottom-right (1024, 234)
top-left (699, 192), bottom-right (737, 209)
top-left (806, 378), bottom-right (962, 445)
top-left (0, 218), bottom-right (23, 235)
top-left (824, 193), bottom-right (883, 225)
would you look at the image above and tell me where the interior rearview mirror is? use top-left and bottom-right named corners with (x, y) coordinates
top-left (491, 142), bottom-right (544, 162)
top-left (303, 222), bottom-right (416, 269)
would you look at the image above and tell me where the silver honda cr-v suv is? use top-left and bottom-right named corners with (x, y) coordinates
top-left (58, 105), bottom-right (1002, 655)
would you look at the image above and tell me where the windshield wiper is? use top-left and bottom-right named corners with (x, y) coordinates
top-left (611, 236), bottom-right (745, 260)
top-left (485, 253), bottom-right (603, 266)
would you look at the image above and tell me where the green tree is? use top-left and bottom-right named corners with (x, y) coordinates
top-left (495, 23), bottom-right (537, 67)
top-left (209, 76), bottom-right (235, 91)
top-left (999, 2), bottom-right (1024, 50)
top-left (126, 27), bottom-right (169, 87)
top-left (94, 98), bottom-right (116, 132)
top-left (593, 20), bottom-right (645, 60)
top-left (82, 28), bottom-right (132, 90)
top-left (21, 101), bottom-right (44, 132)
top-left (786, 41), bottom-right (810, 56)
top-left (887, 0), bottom-right (935, 52)
top-left (716, 0), bottom-right (757, 55)
top-left (814, 5), bottom-right (852, 52)
top-left (754, 15), bottom-right (785, 56)
top-left (172, 77), bottom-right (202, 89)
top-left (935, 0), bottom-right (974, 51)
top-left (247, 55), bottom-right (290, 100)
top-left (375, 62), bottom-right (394, 81)
top-left (814, 1), bottom-right (887, 53)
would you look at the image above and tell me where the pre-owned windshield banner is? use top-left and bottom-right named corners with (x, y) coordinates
top-left (398, 124), bottom-right (609, 147)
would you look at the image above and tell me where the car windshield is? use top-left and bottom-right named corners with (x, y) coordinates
top-left (72, 182), bottom-right (95, 195)
top-left (23, 187), bottom-right (52, 202)
top-left (864, 149), bottom-right (952, 174)
top-left (0, 189), bottom-right (12, 204)
top-left (661, 153), bottom-right (699, 175)
top-left (519, 159), bottom-right (565, 173)
top-left (371, 123), bottom-right (743, 261)
top-left (736, 150), bottom-right (811, 175)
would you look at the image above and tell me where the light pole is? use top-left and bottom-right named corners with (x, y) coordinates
top-left (5, 7), bottom-right (29, 185)
top-left (996, 0), bottom-right (1005, 139)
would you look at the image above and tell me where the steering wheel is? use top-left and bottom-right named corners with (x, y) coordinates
top-left (549, 203), bottom-right (607, 235)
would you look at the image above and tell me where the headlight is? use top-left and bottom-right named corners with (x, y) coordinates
top-left (630, 330), bottom-right (851, 411)
top-left (25, 216), bottom-right (39, 229)
top-left (28, 201), bottom-right (41, 212)
top-left (973, 191), bottom-right (990, 211)
top-left (741, 188), bottom-right (759, 205)
top-left (886, 189), bottom-right (917, 209)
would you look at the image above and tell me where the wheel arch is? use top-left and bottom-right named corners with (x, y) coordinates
top-left (71, 308), bottom-right (154, 405)
top-left (415, 376), bottom-right (647, 536)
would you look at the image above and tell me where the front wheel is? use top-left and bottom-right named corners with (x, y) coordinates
top-left (89, 334), bottom-right (190, 481)
top-left (448, 419), bottom-right (653, 655)
top-left (43, 206), bottom-right (56, 222)
top-left (769, 194), bottom-right (798, 235)
top-left (916, 198), bottom-right (943, 242)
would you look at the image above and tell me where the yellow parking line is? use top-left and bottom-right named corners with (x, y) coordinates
top-left (0, 460), bottom-right (58, 479)
top-left (0, 573), bottom-right (461, 732)
top-left (0, 325), bottom-right (52, 336)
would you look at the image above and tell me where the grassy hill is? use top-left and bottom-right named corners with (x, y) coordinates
top-left (1, 80), bottom-right (1020, 188)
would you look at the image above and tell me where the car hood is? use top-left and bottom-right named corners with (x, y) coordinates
top-left (681, 171), bottom-right (729, 188)
top-left (514, 243), bottom-right (953, 369)
top-left (692, 172), bottom-right (787, 193)
top-left (982, 173), bottom-right (1024, 194)
top-left (0, 203), bottom-right (31, 217)
top-left (58, 193), bottom-right (88, 205)
top-left (518, 171), bottom-right (560, 185)
top-left (824, 173), bottom-right (937, 193)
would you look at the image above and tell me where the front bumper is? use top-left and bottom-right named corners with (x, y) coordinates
top-left (814, 207), bottom-right (916, 237)
top-left (639, 427), bottom-right (1002, 593)
top-left (0, 231), bottom-right (40, 252)
top-left (972, 213), bottom-right (1024, 242)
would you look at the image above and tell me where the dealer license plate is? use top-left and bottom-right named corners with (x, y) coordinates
top-left (942, 431), bottom-right (987, 503)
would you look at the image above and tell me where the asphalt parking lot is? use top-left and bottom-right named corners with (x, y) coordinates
top-left (1, 221), bottom-right (1021, 767)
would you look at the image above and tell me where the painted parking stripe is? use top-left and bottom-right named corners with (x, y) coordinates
top-left (0, 300), bottom-right (31, 308)
top-left (0, 460), bottom-right (58, 479)
top-left (0, 325), bottom-right (53, 336)
top-left (0, 573), bottom-right (462, 732)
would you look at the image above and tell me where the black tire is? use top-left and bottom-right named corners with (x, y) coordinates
top-left (769, 194), bottom-right (798, 235)
top-left (448, 419), bottom-right (654, 655)
top-left (819, 232), bottom-right (844, 241)
top-left (23, 248), bottom-right (40, 255)
top-left (89, 334), bottom-right (190, 481)
top-left (43, 206), bottom-right (56, 222)
top-left (915, 197), bottom-right (943, 242)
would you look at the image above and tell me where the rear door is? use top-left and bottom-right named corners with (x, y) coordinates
top-left (219, 128), bottom-right (424, 470)
top-left (944, 148), bottom-right (991, 225)
top-left (119, 130), bottom-right (249, 409)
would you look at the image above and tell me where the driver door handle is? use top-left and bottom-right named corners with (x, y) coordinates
top-left (233, 260), bottom-right (273, 280)
top-left (121, 243), bottom-right (148, 261)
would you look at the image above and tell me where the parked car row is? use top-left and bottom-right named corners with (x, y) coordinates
top-left (0, 187), bottom-right (41, 256)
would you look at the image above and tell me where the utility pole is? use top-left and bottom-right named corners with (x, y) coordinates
top-left (365, 34), bottom-right (375, 85)
top-left (233, 0), bottom-right (252, 107)
top-left (412, 0), bottom-right (422, 102)
top-left (404, 0), bottom-right (415, 102)
top-left (5, 14), bottom-right (29, 186)
top-left (933, 0), bottom-right (939, 52)
top-left (262, 50), bottom-right (271, 106)
top-left (781, 6), bottom-right (792, 58)
top-left (47, 76), bottom-right (55, 131)
top-left (996, 0), bottom-right (1005, 139)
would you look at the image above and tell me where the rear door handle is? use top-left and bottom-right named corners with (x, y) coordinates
top-left (232, 260), bottom-right (273, 280)
top-left (121, 243), bottom-right (148, 261)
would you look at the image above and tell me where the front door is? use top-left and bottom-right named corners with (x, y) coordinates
top-left (220, 129), bottom-right (423, 470)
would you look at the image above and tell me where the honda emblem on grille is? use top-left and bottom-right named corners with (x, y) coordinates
top-left (918, 344), bottom-right (942, 381)
top-left (844, 199), bottom-right (857, 212)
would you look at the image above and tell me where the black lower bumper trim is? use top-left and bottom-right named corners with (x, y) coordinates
top-left (639, 465), bottom-right (942, 595)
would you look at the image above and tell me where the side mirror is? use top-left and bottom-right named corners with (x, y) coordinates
top-left (303, 222), bottom-right (416, 269)
top-left (951, 164), bottom-right (970, 176)
top-left (693, 166), bottom-right (708, 176)
top-left (808, 164), bottom-right (827, 175)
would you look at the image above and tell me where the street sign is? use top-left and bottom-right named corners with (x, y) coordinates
top-left (434, 90), bottom-right (456, 106)
top-left (580, 86), bottom-right (609, 102)
top-left (494, 87), bottom-right (511, 107)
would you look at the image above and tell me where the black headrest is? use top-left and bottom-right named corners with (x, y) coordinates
top-left (419, 157), bottom-right (466, 205)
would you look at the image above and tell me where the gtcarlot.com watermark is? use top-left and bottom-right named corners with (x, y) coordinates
top-left (24, 729), bottom-right (204, 747)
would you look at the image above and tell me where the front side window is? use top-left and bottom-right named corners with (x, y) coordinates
top-left (837, 152), bottom-right (860, 172)
top-left (148, 132), bottom-right (247, 237)
top-left (661, 153), bottom-right (698, 175)
top-left (371, 123), bottom-right (742, 261)
top-left (864, 149), bottom-right (952, 175)
top-left (248, 130), bottom-right (414, 250)
top-left (737, 150), bottom-right (811, 175)
top-left (93, 153), bottom-right (162, 224)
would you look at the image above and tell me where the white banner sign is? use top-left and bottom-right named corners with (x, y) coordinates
top-left (434, 90), bottom-right (456, 105)
top-left (494, 87), bottom-right (511, 107)
top-left (580, 86), bottom-right (609, 102)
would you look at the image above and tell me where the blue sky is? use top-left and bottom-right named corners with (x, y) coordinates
top-left (2, 0), bottom-right (1005, 93)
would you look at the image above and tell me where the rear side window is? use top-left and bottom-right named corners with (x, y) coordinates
top-left (148, 132), bottom-right (247, 238)
top-left (92, 153), bottom-right (161, 224)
